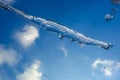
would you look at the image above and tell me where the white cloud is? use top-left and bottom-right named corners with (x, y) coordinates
top-left (101, 67), bottom-right (112, 76)
top-left (0, 45), bottom-right (21, 66)
top-left (92, 58), bottom-right (114, 68)
top-left (59, 43), bottom-right (68, 57)
top-left (16, 60), bottom-right (42, 80)
top-left (15, 25), bottom-right (39, 48)
top-left (92, 58), bottom-right (120, 77)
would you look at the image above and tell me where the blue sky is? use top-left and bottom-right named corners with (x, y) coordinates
top-left (0, 0), bottom-right (120, 80)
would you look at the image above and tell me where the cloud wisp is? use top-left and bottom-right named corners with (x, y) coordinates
top-left (15, 25), bottom-right (39, 48)
top-left (16, 60), bottom-right (42, 80)
top-left (59, 43), bottom-right (68, 57)
top-left (0, 45), bottom-right (21, 67)
top-left (92, 58), bottom-right (120, 77)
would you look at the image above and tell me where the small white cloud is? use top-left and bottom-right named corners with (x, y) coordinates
top-left (0, 45), bottom-right (21, 66)
top-left (15, 25), bottom-right (39, 48)
top-left (92, 58), bottom-right (114, 68)
top-left (16, 60), bottom-right (42, 80)
top-left (101, 67), bottom-right (112, 76)
top-left (92, 58), bottom-right (120, 77)
top-left (59, 43), bottom-right (68, 57)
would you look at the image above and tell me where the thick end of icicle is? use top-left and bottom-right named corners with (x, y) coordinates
top-left (102, 43), bottom-right (113, 50)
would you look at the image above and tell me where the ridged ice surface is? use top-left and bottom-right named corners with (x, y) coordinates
top-left (0, 2), bottom-right (113, 49)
